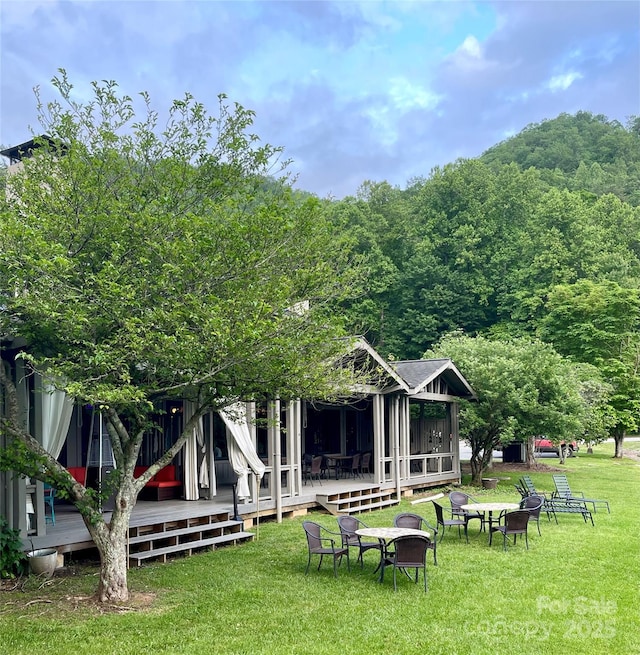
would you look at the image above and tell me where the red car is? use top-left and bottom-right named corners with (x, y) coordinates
top-left (534, 438), bottom-right (579, 457)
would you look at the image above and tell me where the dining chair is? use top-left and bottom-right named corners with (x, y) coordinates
top-left (432, 501), bottom-right (468, 543)
top-left (43, 483), bottom-right (56, 525)
top-left (359, 452), bottom-right (372, 477)
top-left (489, 509), bottom-right (530, 551)
top-left (304, 456), bottom-right (323, 486)
top-left (449, 491), bottom-right (485, 532)
top-left (346, 453), bottom-right (361, 478)
top-left (302, 521), bottom-right (350, 577)
top-left (383, 535), bottom-right (430, 592)
top-left (336, 515), bottom-right (383, 567)
top-left (393, 512), bottom-right (438, 565)
top-left (519, 494), bottom-right (544, 535)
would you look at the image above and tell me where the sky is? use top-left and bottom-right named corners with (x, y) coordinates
top-left (1, 0), bottom-right (639, 199)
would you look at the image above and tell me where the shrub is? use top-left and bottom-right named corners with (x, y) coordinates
top-left (0, 515), bottom-right (28, 578)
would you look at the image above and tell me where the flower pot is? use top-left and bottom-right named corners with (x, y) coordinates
top-left (481, 477), bottom-right (499, 490)
top-left (27, 548), bottom-right (58, 577)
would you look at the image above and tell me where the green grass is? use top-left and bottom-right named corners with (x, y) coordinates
top-left (2, 441), bottom-right (639, 655)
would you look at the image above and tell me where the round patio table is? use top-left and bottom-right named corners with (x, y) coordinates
top-left (461, 502), bottom-right (520, 535)
top-left (355, 527), bottom-right (432, 582)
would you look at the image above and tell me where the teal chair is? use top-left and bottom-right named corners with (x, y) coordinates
top-left (44, 484), bottom-right (56, 525)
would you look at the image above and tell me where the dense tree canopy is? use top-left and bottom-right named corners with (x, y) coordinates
top-left (426, 333), bottom-right (596, 482)
top-left (330, 111), bottom-right (640, 455)
top-left (538, 280), bottom-right (640, 456)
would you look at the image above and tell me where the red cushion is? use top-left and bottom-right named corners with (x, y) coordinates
top-left (134, 466), bottom-right (148, 479)
top-left (153, 465), bottom-right (176, 482)
top-left (67, 467), bottom-right (86, 484)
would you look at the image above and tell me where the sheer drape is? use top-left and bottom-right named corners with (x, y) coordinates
top-left (183, 402), bottom-right (211, 500)
top-left (42, 383), bottom-right (74, 458)
top-left (220, 402), bottom-right (265, 500)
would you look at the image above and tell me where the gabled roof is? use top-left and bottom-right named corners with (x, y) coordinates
top-left (391, 358), bottom-right (476, 400)
top-left (338, 337), bottom-right (409, 393)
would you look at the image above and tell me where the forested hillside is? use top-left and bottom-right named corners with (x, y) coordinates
top-left (332, 112), bottom-right (640, 361)
top-left (481, 111), bottom-right (640, 206)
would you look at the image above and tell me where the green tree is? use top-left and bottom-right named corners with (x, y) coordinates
top-left (0, 72), bottom-right (363, 602)
top-left (538, 280), bottom-right (640, 457)
top-left (427, 333), bottom-right (589, 483)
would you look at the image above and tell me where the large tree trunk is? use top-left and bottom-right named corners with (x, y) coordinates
top-left (613, 427), bottom-right (625, 459)
top-left (525, 439), bottom-right (536, 468)
top-left (78, 487), bottom-right (135, 603)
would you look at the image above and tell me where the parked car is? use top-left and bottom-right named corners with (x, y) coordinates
top-left (534, 438), bottom-right (579, 457)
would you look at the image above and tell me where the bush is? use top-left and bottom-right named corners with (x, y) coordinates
top-left (0, 515), bottom-right (28, 578)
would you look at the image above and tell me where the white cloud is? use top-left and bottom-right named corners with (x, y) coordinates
top-left (448, 35), bottom-right (492, 72)
top-left (548, 71), bottom-right (583, 92)
top-left (388, 78), bottom-right (442, 111)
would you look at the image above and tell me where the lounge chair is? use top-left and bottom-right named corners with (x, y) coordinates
top-left (551, 474), bottom-right (610, 513)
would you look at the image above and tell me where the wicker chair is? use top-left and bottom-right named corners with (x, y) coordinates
top-left (449, 491), bottom-right (485, 532)
top-left (433, 501), bottom-right (468, 543)
top-left (302, 521), bottom-right (350, 577)
top-left (342, 453), bottom-right (361, 478)
top-left (360, 452), bottom-right (372, 476)
top-left (336, 515), bottom-right (383, 567)
top-left (489, 509), bottom-right (530, 551)
top-left (520, 494), bottom-right (544, 536)
top-left (393, 512), bottom-right (438, 565)
top-left (304, 456), bottom-right (323, 486)
top-left (382, 535), bottom-right (430, 592)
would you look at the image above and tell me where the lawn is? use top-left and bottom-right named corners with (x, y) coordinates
top-left (1, 441), bottom-right (639, 655)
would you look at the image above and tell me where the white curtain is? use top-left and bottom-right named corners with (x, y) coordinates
top-left (183, 402), bottom-right (211, 501)
top-left (42, 383), bottom-right (74, 458)
top-left (220, 402), bottom-right (265, 501)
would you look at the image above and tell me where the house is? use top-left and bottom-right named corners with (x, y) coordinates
top-left (1, 334), bottom-right (475, 542)
top-left (1, 139), bottom-right (476, 558)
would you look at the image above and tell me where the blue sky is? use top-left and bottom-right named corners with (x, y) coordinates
top-left (1, 1), bottom-right (638, 198)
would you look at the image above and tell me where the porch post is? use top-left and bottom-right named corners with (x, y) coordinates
top-left (289, 400), bottom-right (302, 497)
top-left (203, 410), bottom-right (215, 500)
top-left (399, 396), bottom-right (410, 481)
top-left (391, 395), bottom-right (401, 500)
top-left (269, 399), bottom-right (282, 523)
top-left (247, 402), bottom-right (258, 501)
top-left (372, 394), bottom-right (384, 485)
top-left (451, 401), bottom-right (461, 482)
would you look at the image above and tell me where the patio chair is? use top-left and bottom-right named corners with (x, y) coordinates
top-left (432, 501), bottom-right (468, 543)
top-left (520, 475), bottom-right (550, 499)
top-left (44, 483), bottom-right (56, 525)
top-left (519, 494), bottom-right (544, 536)
top-left (489, 509), bottom-right (530, 551)
top-left (394, 512), bottom-right (438, 565)
top-left (320, 455), bottom-right (330, 480)
top-left (449, 491), bottom-right (485, 532)
top-left (514, 480), bottom-right (528, 499)
top-left (302, 452), bottom-right (313, 475)
top-left (336, 515), bottom-right (383, 568)
top-left (302, 521), bottom-right (350, 577)
top-left (360, 452), bottom-right (372, 477)
top-left (382, 535), bottom-right (430, 592)
top-left (304, 456), bottom-right (323, 486)
top-left (342, 453), bottom-right (361, 479)
top-left (551, 474), bottom-right (610, 513)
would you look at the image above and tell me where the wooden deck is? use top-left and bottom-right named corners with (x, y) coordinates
top-left (22, 472), bottom-right (450, 563)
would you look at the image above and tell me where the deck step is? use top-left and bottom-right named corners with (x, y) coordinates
top-left (316, 486), bottom-right (399, 515)
top-left (128, 531), bottom-right (255, 565)
top-left (128, 520), bottom-right (241, 545)
top-left (127, 510), bottom-right (254, 566)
